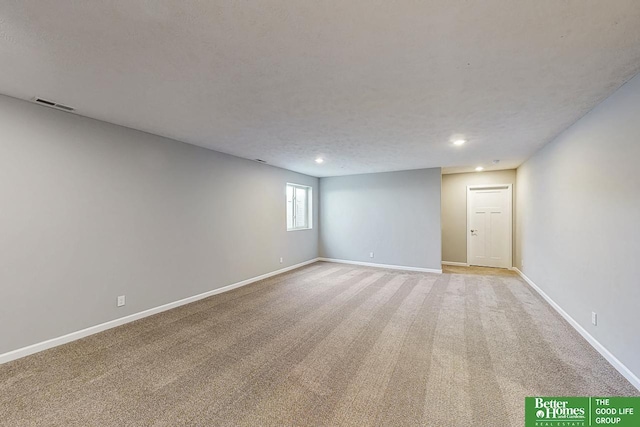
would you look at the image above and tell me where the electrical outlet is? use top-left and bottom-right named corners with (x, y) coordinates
top-left (279, 257), bottom-right (283, 264)
top-left (117, 295), bottom-right (126, 307)
top-left (369, 252), bottom-right (374, 258)
top-left (592, 312), bottom-right (597, 326)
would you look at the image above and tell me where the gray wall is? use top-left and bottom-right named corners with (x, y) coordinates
top-left (516, 73), bottom-right (640, 379)
top-left (319, 169), bottom-right (442, 270)
top-left (0, 95), bottom-right (318, 355)
top-left (442, 170), bottom-right (516, 264)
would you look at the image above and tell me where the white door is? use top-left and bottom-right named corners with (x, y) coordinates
top-left (467, 185), bottom-right (512, 268)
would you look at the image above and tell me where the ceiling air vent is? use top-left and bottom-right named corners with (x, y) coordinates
top-left (34, 97), bottom-right (75, 112)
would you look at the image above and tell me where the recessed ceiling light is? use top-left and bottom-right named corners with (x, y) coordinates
top-left (475, 166), bottom-right (484, 172)
top-left (453, 139), bottom-right (466, 146)
top-left (315, 158), bottom-right (324, 164)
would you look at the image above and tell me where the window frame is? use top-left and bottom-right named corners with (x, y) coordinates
top-left (286, 183), bottom-right (313, 231)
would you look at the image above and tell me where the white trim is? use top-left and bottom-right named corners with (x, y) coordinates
top-left (513, 268), bottom-right (640, 392)
top-left (318, 258), bottom-right (442, 274)
top-left (286, 182), bottom-right (313, 231)
top-left (0, 258), bottom-right (320, 365)
top-left (441, 261), bottom-right (469, 267)
top-left (466, 183), bottom-right (513, 269)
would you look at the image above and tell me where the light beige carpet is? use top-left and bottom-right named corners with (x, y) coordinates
top-left (0, 262), bottom-right (637, 426)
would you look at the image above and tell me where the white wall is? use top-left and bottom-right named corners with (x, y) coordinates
top-left (0, 95), bottom-right (318, 355)
top-left (516, 73), bottom-right (640, 381)
top-left (442, 169), bottom-right (516, 264)
top-left (319, 168), bottom-right (442, 270)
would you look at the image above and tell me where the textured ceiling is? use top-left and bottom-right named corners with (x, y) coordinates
top-left (1, 1), bottom-right (640, 177)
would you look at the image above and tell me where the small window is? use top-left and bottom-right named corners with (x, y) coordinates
top-left (286, 183), bottom-right (312, 231)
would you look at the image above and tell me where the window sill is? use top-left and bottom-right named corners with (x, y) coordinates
top-left (287, 227), bottom-right (313, 232)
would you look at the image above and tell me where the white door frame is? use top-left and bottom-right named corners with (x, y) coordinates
top-left (466, 184), bottom-right (513, 268)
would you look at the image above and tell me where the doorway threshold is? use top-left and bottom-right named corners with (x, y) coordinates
top-left (441, 264), bottom-right (518, 277)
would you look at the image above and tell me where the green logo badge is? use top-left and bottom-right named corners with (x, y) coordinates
top-left (526, 397), bottom-right (640, 426)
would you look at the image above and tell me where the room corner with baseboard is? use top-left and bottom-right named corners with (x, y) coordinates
top-left (0, 94), bottom-right (320, 358)
top-left (514, 73), bottom-right (640, 392)
top-left (319, 168), bottom-right (443, 272)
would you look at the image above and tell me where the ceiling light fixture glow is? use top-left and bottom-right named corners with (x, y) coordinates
top-left (315, 158), bottom-right (324, 164)
top-left (453, 139), bottom-right (466, 146)
top-left (475, 166), bottom-right (484, 172)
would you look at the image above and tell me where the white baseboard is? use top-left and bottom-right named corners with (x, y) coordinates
top-left (318, 258), bottom-right (441, 274)
top-left (441, 261), bottom-right (469, 267)
top-left (513, 268), bottom-right (640, 392)
top-left (0, 258), bottom-right (320, 365)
